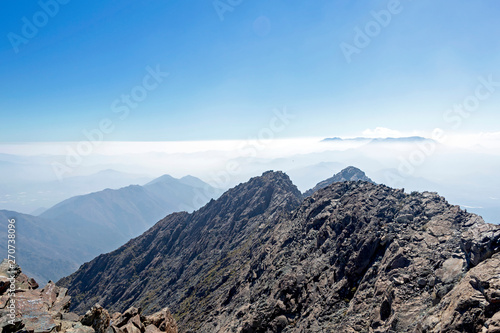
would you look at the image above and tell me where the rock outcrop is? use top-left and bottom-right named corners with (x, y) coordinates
top-left (0, 259), bottom-right (71, 333)
top-left (58, 171), bottom-right (500, 332)
top-left (0, 260), bottom-right (177, 333)
top-left (418, 252), bottom-right (500, 332)
top-left (303, 166), bottom-right (375, 197)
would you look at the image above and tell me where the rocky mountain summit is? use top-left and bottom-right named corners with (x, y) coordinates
top-left (59, 171), bottom-right (302, 315)
top-left (303, 166), bottom-right (374, 197)
top-left (0, 259), bottom-right (178, 333)
top-left (59, 170), bottom-right (500, 332)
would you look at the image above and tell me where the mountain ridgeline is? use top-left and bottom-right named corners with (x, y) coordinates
top-left (0, 174), bottom-right (220, 284)
top-left (59, 168), bottom-right (500, 332)
top-left (40, 174), bottom-right (221, 253)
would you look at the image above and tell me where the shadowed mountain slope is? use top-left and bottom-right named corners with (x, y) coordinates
top-left (0, 210), bottom-right (90, 283)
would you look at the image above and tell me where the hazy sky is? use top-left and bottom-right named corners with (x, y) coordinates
top-left (1, 0), bottom-right (499, 142)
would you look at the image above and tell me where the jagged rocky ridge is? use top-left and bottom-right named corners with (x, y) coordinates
top-left (0, 259), bottom-right (178, 333)
top-left (59, 172), bottom-right (302, 315)
top-left (59, 171), bottom-right (500, 332)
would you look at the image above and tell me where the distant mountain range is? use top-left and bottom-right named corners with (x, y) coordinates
top-left (0, 168), bottom-right (152, 214)
top-left (0, 174), bottom-right (220, 283)
top-left (59, 169), bottom-right (500, 332)
top-left (0, 210), bottom-right (89, 284)
top-left (322, 136), bottom-right (435, 143)
top-left (40, 174), bottom-right (222, 252)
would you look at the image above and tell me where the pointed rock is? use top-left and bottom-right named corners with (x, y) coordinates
top-left (304, 166), bottom-right (374, 197)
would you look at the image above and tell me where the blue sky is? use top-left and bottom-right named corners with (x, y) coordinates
top-left (1, 0), bottom-right (499, 142)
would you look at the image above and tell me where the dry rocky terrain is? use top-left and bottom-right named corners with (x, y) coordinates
top-left (58, 170), bottom-right (500, 332)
